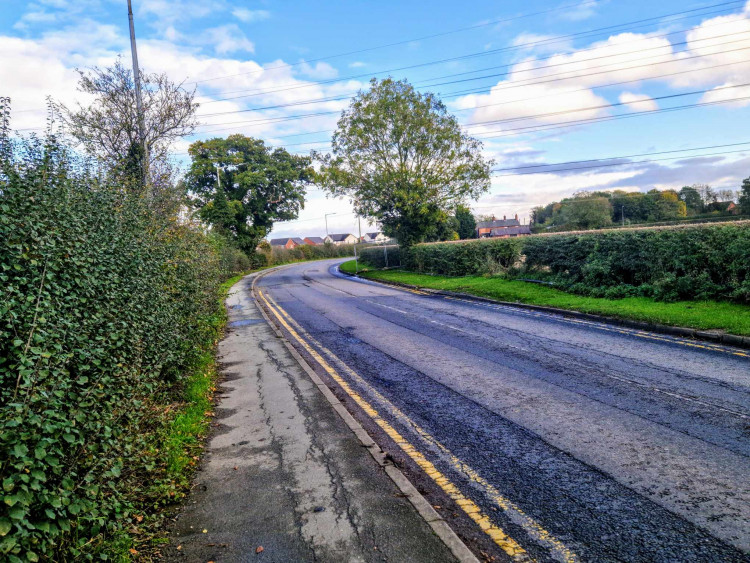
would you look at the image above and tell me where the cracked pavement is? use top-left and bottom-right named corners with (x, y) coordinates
top-left (164, 273), bottom-right (456, 563)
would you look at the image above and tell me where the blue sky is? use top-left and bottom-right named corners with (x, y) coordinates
top-left (3, 0), bottom-right (750, 238)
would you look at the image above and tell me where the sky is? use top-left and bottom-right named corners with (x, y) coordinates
top-left (3, 0), bottom-right (750, 239)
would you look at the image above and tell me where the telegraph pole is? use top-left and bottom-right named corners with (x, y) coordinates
top-left (127, 0), bottom-right (148, 183)
top-left (356, 216), bottom-right (362, 273)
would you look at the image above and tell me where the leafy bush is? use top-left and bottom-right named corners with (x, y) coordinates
top-left (0, 129), bottom-right (225, 558)
top-left (398, 238), bottom-right (522, 276)
top-left (358, 245), bottom-right (401, 269)
top-left (522, 223), bottom-right (750, 302)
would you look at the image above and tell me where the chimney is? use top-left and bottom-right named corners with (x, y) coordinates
top-left (503, 215), bottom-right (506, 220)
top-left (515, 213), bottom-right (518, 221)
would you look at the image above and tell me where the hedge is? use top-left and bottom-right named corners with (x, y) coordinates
top-left (0, 133), bottom-right (229, 558)
top-left (523, 223), bottom-right (750, 302)
top-left (358, 245), bottom-right (401, 269)
top-left (365, 222), bottom-right (750, 303)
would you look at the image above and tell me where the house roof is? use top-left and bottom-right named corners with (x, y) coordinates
top-left (270, 237), bottom-right (305, 246)
top-left (365, 232), bottom-right (383, 238)
top-left (305, 236), bottom-right (325, 244)
top-left (327, 233), bottom-right (355, 241)
top-left (489, 225), bottom-right (531, 236)
top-left (476, 219), bottom-right (521, 229)
top-left (269, 238), bottom-right (292, 246)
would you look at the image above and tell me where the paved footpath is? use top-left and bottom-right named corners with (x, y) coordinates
top-left (164, 273), bottom-right (458, 563)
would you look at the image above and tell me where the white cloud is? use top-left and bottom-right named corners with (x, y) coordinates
top-left (297, 61), bottom-right (339, 80)
top-left (202, 24), bottom-right (255, 54)
top-left (232, 8), bottom-right (270, 23)
top-left (348, 61), bottom-right (366, 68)
top-left (618, 92), bottom-right (658, 111)
top-left (558, 0), bottom-right (602, 22)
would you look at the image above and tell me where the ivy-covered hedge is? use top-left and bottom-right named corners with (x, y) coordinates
top-left (523, 223), bottom-right (750, 301)
top-left (0, 135), bottom-right (229, 559)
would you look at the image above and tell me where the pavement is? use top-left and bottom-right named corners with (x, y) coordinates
top-left (252, 259), bottom-right (750, 563)
top-left (164, 272), bottom-right (458, 563)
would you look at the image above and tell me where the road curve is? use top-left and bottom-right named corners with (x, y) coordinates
top-left (255, 259), bottom-right (750, 562)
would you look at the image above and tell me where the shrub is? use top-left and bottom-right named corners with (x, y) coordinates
top-left (400, 238), bottom-right (522, 276)
top-left (0, 131), bottom-right (224, 559)
top-left (522, 224), bottom-right (750, 302)
top-left (358, 245), bottom-right (401, 269)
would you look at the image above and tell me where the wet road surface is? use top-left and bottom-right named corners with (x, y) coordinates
top-left (255, 259), bottom-right (750, 562)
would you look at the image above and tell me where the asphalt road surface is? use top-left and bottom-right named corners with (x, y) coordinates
top-left (255, 259), bottom-right (750, 563)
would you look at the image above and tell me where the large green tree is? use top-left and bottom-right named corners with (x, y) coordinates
top-left (679, 185), bottom-right (704, 215)
top-left (739, 176), bottom-right (750, 215)
top-left (184, 135), bottom-right (313, 253)
top-left (316, 78), bottom-right (493, 246)
top-left (455, 204), bottom-right (477, 239)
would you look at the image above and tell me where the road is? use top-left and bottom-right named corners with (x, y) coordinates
top-left (254, 259), bottom-right (750, 562)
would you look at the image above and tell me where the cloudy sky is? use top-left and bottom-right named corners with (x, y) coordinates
top-left (3, 0), bottom-right (750, 238)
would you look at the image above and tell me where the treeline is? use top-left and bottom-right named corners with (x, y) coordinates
top-left (531, 180), bottom-right (750, 232)
top-left (358, 222), bottom-right (750, 303)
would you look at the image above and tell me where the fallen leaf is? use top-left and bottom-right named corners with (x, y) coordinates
top-left (256, 546), bottom-right (264, 554)
top-left (177, 545), bottom-right (182, 550)
top-left (234, 466), bottom-right (238, 470)
top-left (129, 548), bottom-right (138, 555)
top-left (202, 529), bottom-right (208, 534)
top-left (135, 515), bottom-right (143, 523)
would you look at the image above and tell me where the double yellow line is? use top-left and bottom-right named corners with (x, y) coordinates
top-left (256, 287), bottom-right (578, 563)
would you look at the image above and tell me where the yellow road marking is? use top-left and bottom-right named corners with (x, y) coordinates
top-left (256, 289), bottom-right (533, 561)
top-left (264, 291), bottom-right (578, 563)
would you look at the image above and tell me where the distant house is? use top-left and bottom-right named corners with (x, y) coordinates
top-left (476, 215), bottom-right (530, 238)
top-left (270, 237), bottom-right (306, 249)
top-left (489, 226), bottom-right (531, 238)
top-left (304, 236), bottom-right (325, 245)
top-left (362, 232), bottom-right (389, 244)
top-left (324, 233), bottom-right (358, 245)
top-left (706, 201), bottom-right (740, 214)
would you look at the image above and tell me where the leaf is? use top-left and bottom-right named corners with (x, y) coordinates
top-left (0, 518), bottom-right (12, 536)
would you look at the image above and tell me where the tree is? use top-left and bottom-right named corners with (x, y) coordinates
top-left (455, 205), bottom-right (477, 239)
top-left (316, 78), bottom-right (493, 246)
top-left (555, 196), bottom-right (612, 229)
top-left (62, 58), bottom-right (197, 189)
top-left (679, 185), bottom-right (703, 215)
top-left (184, 135), bottom-right (314, 253)
top-left (739, 176), bottom-right (750, 215)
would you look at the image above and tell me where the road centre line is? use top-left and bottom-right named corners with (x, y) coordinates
top-left (365, 296), bottom-right (750, 420)
top-left (379, 285), bottom-right (750, 358)
top-left (258, 288), bottom-right (579, 563)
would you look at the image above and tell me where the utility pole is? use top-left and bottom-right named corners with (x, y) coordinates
top-left (324, 212), bottom-right (336, 238)
top-left (214, 163), bottom-right (221, 189)
top-left (356, 216), bottom-right (362, 273)
top-left (127, 0), bottom-right (148, 183)
top-left (621, 205), bottom-right (625, 227)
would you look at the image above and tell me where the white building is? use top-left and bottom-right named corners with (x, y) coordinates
top-left (324, 233), bottom-right (358, 245)
top-left (362, 232), bottom-right (389, 244)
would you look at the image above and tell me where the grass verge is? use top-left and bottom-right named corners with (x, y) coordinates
top-left (341, 260), bottom-right (750, 336)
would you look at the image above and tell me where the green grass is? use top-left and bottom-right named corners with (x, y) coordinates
top-left (340, 260), bottom-right (750, 336)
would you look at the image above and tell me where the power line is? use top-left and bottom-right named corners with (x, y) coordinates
top-left (491, 140), bottom-right (750, 172)
top-left (476, 93), bottom-right (750, 138)
top-left (195, 31), bottom-right (750, 122)
top-left (192, 1), bottom-right (744, 97)
top-left (189, 54), bottom-right (749, 141)
top-left (184, 0), bottom-right (605, 85)
top-left (491, 147), bottom-right (750, 176)
top-left (465, 81), bottom-right (750, 128)
top-left (191, 79), bottom-right (750, 136)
